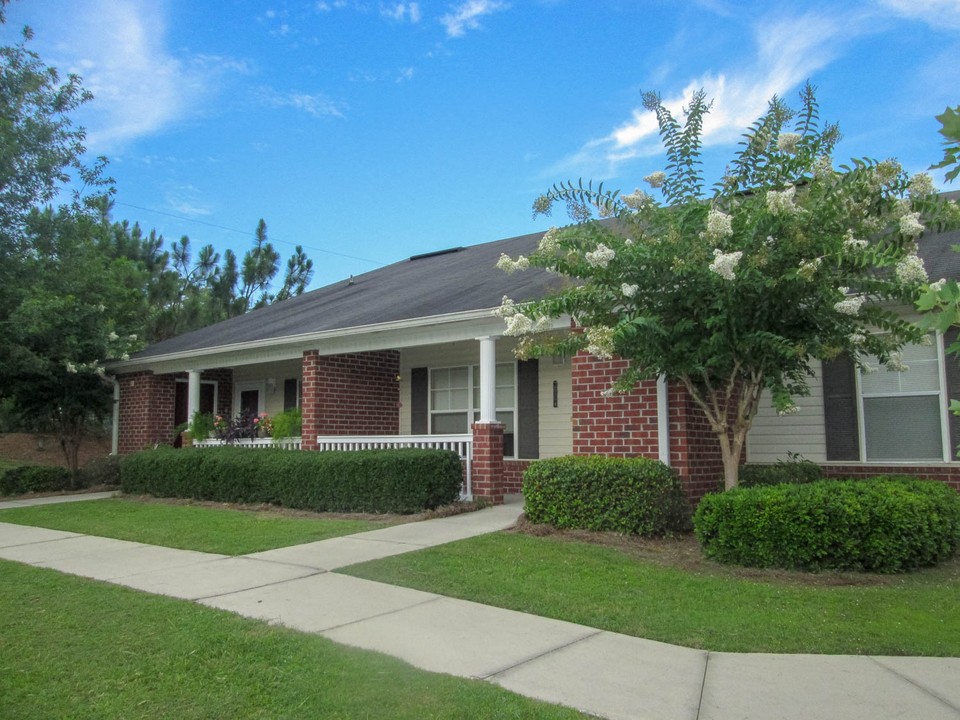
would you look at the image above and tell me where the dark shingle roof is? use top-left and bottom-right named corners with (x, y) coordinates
top-left (130, 203), bottom-right (960, 362)
top-left (131, 228), bottom-right (561, 360)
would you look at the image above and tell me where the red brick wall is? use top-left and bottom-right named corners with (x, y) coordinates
top-left (117, 371), bottom-right (176, 453)
top-left (301, 350), bottom-right (400, 449)
top-left (503, 459), bottom-right (532, 496)
top-left (570, 351), bottom-right (726, 506)
top-left (822, 464), bottom-right (960, 493)
top-left (472, 422), bottom-right (505, 503)
top-left (118, 368), bottom-right (234, 454)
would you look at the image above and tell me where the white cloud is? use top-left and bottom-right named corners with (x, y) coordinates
top-left (440, 0), bottom-right (509, 38)
top-left (397, 66), bottom-right (416, 82)
top-left (258, 87), bottom-right (347, 118)
top-left (164, 186), bottom-right (213, 218)
top-left (381, 3), bottom-right (422, 23)
top-left (552, 11), bottom-right (853, 176)
top-left (24, 0), bottom-right (246, 153)
top-left (878, 0), bottom-right (960, 31)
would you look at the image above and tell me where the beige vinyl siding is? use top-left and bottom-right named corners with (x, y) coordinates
top-left (538, 357), bottom-right (572, 458)
top-left (232, 360), bottom-right (302, 417)
top-left (746, 361), bottom-right (828, 464)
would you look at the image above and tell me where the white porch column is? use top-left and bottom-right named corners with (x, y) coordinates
top-left (657, 374), bottom-right (670, 465)
top-left (477, 336), bottom-right (497, 423)
top-left (187, 370), bottom-right (201, 421)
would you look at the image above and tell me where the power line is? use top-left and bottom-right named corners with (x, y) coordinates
top-left (113, 201), bottom-right (381, 265)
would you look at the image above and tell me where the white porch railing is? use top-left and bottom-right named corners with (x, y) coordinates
top-left (314, 434), bottom-right (473, 499)
top-left (193, 433), bottom-right (473, 499)
top-left (194, 437), bottom-right (303, 451)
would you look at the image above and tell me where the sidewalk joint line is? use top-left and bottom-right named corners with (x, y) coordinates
top-left (318, 595), bottom-right (444, 633)
top-left (868, 656), bottom-right (960, 715)
top-left (195, 569), bottom-right (326, 601)
top-left (695, 651), bottom-right (710, 720)
top-left (482, 630), bottom-right (603, 681)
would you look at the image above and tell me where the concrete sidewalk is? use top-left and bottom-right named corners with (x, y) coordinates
top-left (0, 495), bottom-right (958, 720)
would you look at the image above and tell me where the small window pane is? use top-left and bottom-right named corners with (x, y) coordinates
top-left (430, 390), bottom-right (447, 411)
top-left (432, 413), bottom-right (468, 434)
top-left (497, 411), bottom-right (514, 433)
top-left (496, 386), bottom-right (513, 407)
top-left (433, 369), bottom-right (450, 390)
top-left (496, 363), bottom-right (514, 386)
top-left (864, 396), bottom-right (942, 460)
top-left (449, 389), bottom-right (469, 409)
top-left (861, 338), bottom-right (939, 395)
top-left (449, 366), bottom-right (468, 387)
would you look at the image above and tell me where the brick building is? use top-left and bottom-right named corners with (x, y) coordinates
top-left (109, 221), bottom-right (960, 503)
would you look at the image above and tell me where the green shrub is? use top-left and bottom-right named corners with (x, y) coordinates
top-left (694, 476), bottom-right (960, 573)
top-left (523, 455), bottom-right (690, 536)
top-left (76, 455), bottom-right (121, 488)
top-left (119, 446), bottom-right (462, 513)
top-left (271, 408), bottom-right (302, 439)
top-left (739, 453), bottom-right (823, 487)
top-left (188, 412), bottom-right (216, 441)
top-left (0, 464), bottom-right (72, 495)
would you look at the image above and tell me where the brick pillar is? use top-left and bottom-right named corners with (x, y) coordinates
top-left (117, 371), bottom-right (176, 453)
top-left (472, 422), bottom-right (505, 504)
top-left (301, 350), bottom-right (320, 450)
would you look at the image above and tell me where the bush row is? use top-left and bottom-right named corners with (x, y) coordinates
top-left (694, 476), bottom-right (960, 573)
top-left (0, 456), bottom-right (121, 496)
top-left (523, 455), bottom-right (690, 536)
top-left (119, 446), bottom-right (462, 514)
top-left (738, 457), bottom-right (823, 487)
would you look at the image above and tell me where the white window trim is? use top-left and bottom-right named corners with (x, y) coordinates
top-left (428, 362), bottom-right (517, 458)
top-left (853, 332), bottom-right (950, 463)
top-left (234, 381), bottom-right (266, 415)
top-left (174, 378), bottom-right (219, 418)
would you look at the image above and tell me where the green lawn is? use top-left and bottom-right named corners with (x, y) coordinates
top-left (339, 531), bottom-right (960, 657)
top-left (0, 561), bottom-right (586, 720)
top-left (0, 498), bottom-right (394, 555)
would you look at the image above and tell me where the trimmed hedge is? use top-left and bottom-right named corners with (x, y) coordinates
top-left (119, 446), bottom-right (462, 514)
top-left (739, 457), bottom-right (823, 487)
top-left (0, 464), bottom-right (72, 496)
top-left (523, 455), bottom-right (690, 536)
top-left (694, 476), bottom-right (960, 573)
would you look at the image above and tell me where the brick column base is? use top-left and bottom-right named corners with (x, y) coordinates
top-left (472, 422), bottom-right (505, 504)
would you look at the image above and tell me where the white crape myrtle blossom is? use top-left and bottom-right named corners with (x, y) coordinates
top-left (895, 253), bottom-right (928, 284)
top-left (108, 331), bottom-right (119, 342)
top-left (65, 361), bottom-right (78, 373)
top-left (621, 283), bottom-right (639, 297)
top-left (585, 243), bottom-right (615, 268)
top-left (849, 332), bottom-right (866, 345)
top-left (621, 188), bottom-right (651, 211)
top-left (834, 287), bottom-right (864, 316)
top-left (899, 212), bottom-right (925, 238)
top-left (496, 253), bottom-right (529, 274)
top-left (875, 159), bottom-right (902, 188)
top-left (843, 230), bottom-right (868, 252)
top-left (929, 278), bottom-right (947, 292)
top-left (777, 403), bottom-right (800, 416)
top-left (813, 155), bottom-right (834, 178)
top-left (585, 325), bottom-right (616, 359)
top-left (708, 249), bottom-right (743, 281)
top-left (537, 227), bottom-right (561, 254)
top-left (885, 352), bottom-right (909, 373)
top-left (798, 257), bottom-right (821, 280)
top-left (643, 171), bottom-right (666, 189)
top-left (776, 132), bottom-right (801, 154)
top-left (908, 172), bottom-right (935, 199)
top-left (703, 208), bottom-right (733, 242)
top-left (766, 186), bottom-right (798, 216)
top-left (504, 312), bottom-right (533, 336)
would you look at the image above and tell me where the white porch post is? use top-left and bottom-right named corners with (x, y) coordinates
top-left (657, 374), bottom-right (670, 466)
top-left (477, 336), bottom-right (497, 423)
top-left (187, 370), bottom-right (201, 422)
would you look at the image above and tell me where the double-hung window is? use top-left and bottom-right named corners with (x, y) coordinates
top-left (857, 336), bottom-right (947, 461)
top-left (429, 363), bottom-right (516, 455)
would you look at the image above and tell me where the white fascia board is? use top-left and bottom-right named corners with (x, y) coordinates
top-left (109, 310), bottom-right (570, 375)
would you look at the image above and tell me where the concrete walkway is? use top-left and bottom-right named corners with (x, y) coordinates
top-left (0, 493), bottom-right (958, 720)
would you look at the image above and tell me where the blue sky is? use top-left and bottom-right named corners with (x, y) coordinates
top-left (4, 0), bottom-right (960, 291)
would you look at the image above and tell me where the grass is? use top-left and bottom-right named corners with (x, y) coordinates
top-left (0, 560), bottom-right (586, 720)
top-left (0, 498), bottom-right (395, 555)
top-left (339, 530), bottom-right (960, 657)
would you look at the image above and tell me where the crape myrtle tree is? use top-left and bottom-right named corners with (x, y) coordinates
top-left (495, 84), bottom-right (960, 490)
